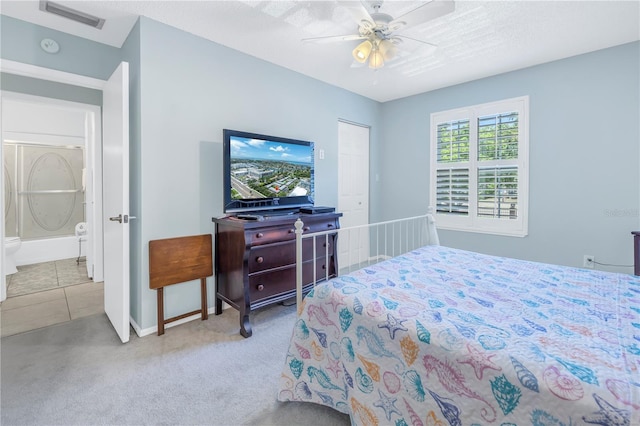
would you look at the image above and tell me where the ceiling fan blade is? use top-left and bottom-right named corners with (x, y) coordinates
top-left (302, 34), bottom-right (367, 44)
top-left (389, 0), bottom-right (455, 31)
top-left (338, 0), bottom-right (375, 28)
top-left (393, 35), bottom-right (438, 54)
top-left (395, 35), bottom-right (437, 48)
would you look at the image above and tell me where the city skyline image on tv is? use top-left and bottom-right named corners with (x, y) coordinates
top-left (229, 135), bottom-right (314, 201)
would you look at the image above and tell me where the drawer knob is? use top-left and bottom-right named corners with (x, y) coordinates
top-left (256, 232), bottom-right (264, 238)
top-left (257, 284), bottom-right (264, 291)
top-left (256, 256), bottom-right (264, 264)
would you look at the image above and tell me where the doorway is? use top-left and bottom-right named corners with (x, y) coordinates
top-left (1, 60), bottom-right (130, 343)
top-left (1, 92), bottom-right (105, 336)
top-left (1, 61), bottom-right (108, 305)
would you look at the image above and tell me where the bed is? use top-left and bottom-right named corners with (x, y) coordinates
top-left (277, 214), bottom-right (640, 425)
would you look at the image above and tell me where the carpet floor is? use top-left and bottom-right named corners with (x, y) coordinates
top-left (1, 303), bottom-right (350, 426)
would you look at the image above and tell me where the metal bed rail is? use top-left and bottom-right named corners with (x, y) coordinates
top-left (294, 212), bottom-right (439, 311)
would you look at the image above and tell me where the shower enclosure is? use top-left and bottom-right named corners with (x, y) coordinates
top-left (3, 141), bottom-right (85, 264)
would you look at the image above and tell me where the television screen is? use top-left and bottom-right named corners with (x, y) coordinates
top-left (223, 129), bottom-right (314, 213)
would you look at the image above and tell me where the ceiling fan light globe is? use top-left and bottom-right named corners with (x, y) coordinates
top-left (352, 40), bottom-right (373, 63)
top-left (378, 39), bottom-right (397, 61)
top-left (368, 50), bottom-right (384, 69)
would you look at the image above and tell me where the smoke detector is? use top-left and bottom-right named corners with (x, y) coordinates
top-left (40, 38), bottom-right (59, 54)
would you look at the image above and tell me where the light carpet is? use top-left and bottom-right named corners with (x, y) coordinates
top-left (0, 303), bottom-right (350, 426)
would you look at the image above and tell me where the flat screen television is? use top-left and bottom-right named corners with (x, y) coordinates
top-left (223, 129), bottom-right (315, 214)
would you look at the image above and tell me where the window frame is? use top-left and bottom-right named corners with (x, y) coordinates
top-left (429, 96), bottom-right (529, 237)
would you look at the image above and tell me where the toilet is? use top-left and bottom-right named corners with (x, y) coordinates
top-left (4, 237), bottom-right (21, 275)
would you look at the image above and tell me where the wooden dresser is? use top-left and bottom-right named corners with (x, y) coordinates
top-left (212, 212), bottom-right (341, 337)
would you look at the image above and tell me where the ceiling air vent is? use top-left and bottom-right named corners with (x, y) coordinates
top-left (39, 1), bottom-right (105, 29)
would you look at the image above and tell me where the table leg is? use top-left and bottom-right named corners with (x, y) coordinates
top-left (157, 287), bottom-right (165, 336)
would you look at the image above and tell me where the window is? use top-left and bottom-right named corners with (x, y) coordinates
top-left (430, 96), bottom-right (529, 237)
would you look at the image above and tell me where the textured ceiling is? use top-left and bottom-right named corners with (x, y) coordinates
top-left (2, 1), bottom-right (639, 102)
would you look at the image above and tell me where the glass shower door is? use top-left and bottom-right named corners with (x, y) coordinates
top-left (3, 143), bottom-right (85, 240)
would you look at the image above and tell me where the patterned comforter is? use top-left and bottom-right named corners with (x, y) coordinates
top-left (277, 246), bottom-right (640, 425)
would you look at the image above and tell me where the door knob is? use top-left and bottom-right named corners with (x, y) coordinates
top-left (109, 214), bottom-right (136, 224)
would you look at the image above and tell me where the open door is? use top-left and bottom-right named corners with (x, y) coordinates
top-left (102, 62), bottom-right (130, 343)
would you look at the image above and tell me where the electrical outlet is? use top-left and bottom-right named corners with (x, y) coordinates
top-left (583, 255), bottom-right (595, 269)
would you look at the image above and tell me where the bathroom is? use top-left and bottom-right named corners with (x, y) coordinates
top-left (2, 92), bottom-right (103, 300)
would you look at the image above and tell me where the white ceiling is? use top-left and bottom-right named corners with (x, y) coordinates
top-left (2, 0), bottom-right (639, 102)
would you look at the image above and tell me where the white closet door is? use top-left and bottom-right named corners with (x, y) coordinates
top-left (338, 121), bottom-right (370, 271)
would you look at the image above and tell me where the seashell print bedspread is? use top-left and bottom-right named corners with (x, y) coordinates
top-left (277, 245), bottom-right (640, 425)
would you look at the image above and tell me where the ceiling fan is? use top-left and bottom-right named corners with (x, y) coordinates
top-left (303, 0), bottom-right (455, 70)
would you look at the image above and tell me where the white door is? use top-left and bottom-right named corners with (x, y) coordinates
top-left (338, 121), bottom-right (370, 270)
top-left (102, 62), bottom-right (130, 343)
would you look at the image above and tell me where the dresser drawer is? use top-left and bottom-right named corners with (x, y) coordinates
top-left (247, 225), bottom-right (297, 246)
top-left (304, 217), bottom-right (339, 234)
top-left (248, 234), bottom-right (336, 273)
top-left (247, 217), bottom-right (338, 246)
top-left (249, 260), bottom-right (335, 304)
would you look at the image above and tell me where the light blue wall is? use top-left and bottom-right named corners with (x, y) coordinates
top-left (379, 41), bottom-right (640, 273)
top-left (0, 15), bottom-right (121, 80)
top-left (0, 72), bottom-right (102, 105)
top-left (0, 16), bottom-right (116, 107)
top-left (135, 17), bottom-right (381, 329)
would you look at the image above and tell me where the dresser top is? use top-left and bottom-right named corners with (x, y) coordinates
top-left (212, 211), bottom-right (341, 230)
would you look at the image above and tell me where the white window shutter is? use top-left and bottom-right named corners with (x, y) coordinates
top-left (430, 97), bottom-right (529, 237)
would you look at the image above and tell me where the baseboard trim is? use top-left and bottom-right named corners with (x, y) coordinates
top-left (130, 306), bottom-right (220, 337)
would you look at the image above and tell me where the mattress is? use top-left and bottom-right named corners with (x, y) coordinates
top-left (277, 245), bottom-right (640, 425)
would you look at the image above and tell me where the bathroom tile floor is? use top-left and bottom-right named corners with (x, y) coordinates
top-left (1, 258), bottom-right (103, 337)
top-left (6, 258), bottom-right (93, 297)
